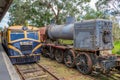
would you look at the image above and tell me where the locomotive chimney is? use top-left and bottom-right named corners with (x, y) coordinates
top-left (66, 16), bottom-right (76, 24)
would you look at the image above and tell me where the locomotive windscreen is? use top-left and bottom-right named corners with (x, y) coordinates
top-left (10, 31), bottom-right (24, 41)
top-left (27, 31), bottom-right (39, 40)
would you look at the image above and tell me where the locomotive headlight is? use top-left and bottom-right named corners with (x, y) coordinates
top-left (22, 26), bottom-right (28, 30)
top-left (20, 42), bottom-right (23, 45)
top-left (20, 42), bottom-right (32, 45)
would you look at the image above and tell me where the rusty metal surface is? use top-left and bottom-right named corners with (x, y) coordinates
top-left (41, 19), bottom-right (119, 75)
top-left (53, 46), bottom-right (67, 50)
top-left (64, 49), bottom-right (75, 68)
top-left (45, 43), bottom-right (67, 50)
top-left (39, 27), bottom-right (47, 42)
top-left (46, 19), bottom-right (113, 51)
top-left (46, 43), bottom-right (55, 46)
top-left (0, 0), bottom-right (13, 21)
top-left (76, 52), bottom-right (93, 74)
top-left (39, 27), bottom-right (46, 34)
top-left (54, 49), bottom-right (64, 63)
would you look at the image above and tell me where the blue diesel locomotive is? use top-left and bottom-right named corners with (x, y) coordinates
top-left (1, 26), bottom-right (42, 64)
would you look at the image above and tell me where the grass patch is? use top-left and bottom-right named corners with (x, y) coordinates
top-left (112, 40), bottom-right (120, 55)
top-left (58, 39), bottom-right (73, 45)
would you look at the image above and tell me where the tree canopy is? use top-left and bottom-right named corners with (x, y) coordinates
top-left (8, 0), bottom-right (120, 27)
top-left (9, 0), bottom-right (92, 27)
top-left (96, 0), bottom-right (120, 16)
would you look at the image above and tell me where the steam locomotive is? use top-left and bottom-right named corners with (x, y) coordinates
top-left (40, 18), bottom-right (120, 74)
top-left (1, 26), bottom-right (42, 64)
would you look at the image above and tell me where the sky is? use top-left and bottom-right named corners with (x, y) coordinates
top-left (0, 0), bottom-right (97, 28)
top-left (0, 12), bottom-right (10, 28)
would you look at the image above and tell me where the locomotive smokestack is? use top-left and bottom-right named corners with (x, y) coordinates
top-left (66, 16), bottom-right (76, 24)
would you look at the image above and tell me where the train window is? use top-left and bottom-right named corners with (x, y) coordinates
top-left (10, 31), bottom-right (24, 41)
top-left (27, 31), bottom-right (39, 40)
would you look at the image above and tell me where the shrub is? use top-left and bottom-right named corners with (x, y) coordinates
top-left (112, 41), bottom-right (120, 55)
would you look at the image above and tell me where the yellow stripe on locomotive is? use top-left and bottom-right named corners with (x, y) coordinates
top-left (1, 25), bottom-right (42, 64)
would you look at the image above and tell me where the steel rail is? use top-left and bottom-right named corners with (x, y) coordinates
top-left (14, 65), bottom-right (26, 80)
top-left (36, 63), bottom-right (60, 80)
top-left (14, 63), bottom-right (60, 80)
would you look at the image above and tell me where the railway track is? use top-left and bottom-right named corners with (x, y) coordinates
top-left (14, 63), bottom-right (120, 80)
top-left (14, 63), bottom-right (60, 80)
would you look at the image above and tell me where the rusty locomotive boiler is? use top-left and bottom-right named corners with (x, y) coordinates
top-left (40, 18), bottom-right (120, 74)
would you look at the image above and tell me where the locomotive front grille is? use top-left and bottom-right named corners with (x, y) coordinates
top-left (20, 45), bottom-right (32, 51)
top-left (20, 41), bottom-right (33, 51)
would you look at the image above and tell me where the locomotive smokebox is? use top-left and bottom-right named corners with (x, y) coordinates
top-left (47, 24), bottom-right (74, 40)
top-left (47, 17), bottom-right (75, 40)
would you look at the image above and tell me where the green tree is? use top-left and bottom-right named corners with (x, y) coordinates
top-left (8, 0), bottom-right (32, 26)
top-left (34, 0), bottom-right (91, 24)
top-left (8, 0), bottom-right (91, 27)
top-left (95, 0), bottom-right (120, 15)
top-left (111, 16), bottom-right (120, 40)
top-left (82, 6), bottom-right (108, 20)
top-left (95, 0), bottom-right (120, 41)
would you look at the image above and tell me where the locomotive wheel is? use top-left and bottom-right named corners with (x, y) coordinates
top-left (64, 50), bottom-right (75, 68)
top-left (75, 52), bottom-right (93, 74)
top-left (49, 47), bottom-right (55, 59)
top-left (54, 49), bottom-right (64, 63)
top-left (41, 46), bottom-right (49, 57)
